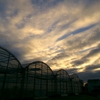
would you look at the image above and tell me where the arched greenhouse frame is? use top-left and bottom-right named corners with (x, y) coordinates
top-left (23, 61), bottom-right (55, 98)
top-left (70, 73), bottom-right (82, 95)
top-left (0, 46), bottom-right (23, 100)
top-left (55, 69), bottom-right (70, 95)
top-left (0, 46), bottom-right (83, 99)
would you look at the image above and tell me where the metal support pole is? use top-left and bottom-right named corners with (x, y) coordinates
top-left (1, 73), bottom-right (7, 99)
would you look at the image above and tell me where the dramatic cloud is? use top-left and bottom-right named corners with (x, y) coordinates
top-left (0, 0), bottom-right (100, 81)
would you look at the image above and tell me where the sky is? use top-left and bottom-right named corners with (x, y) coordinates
top-left (0, 0), bottom-right (100, 81)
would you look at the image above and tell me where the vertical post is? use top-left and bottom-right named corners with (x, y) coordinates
top-left (33, 63), bottom-right (36, 97)
top-left (33, 76), bottom-right (36, 97)
top-left (1, 73), bottom-right (7, 99)
top-left (66, 81), bottom-right (67, 95)
top-left (60, 72), bottom-right (61, 94)
top-left (40, 63), bottom-right (42, 97)
top-left (77, 82), bottom-right (79, 94)
top-left (14, 64), bottom-right (19, 98)
top-left (1, 53), bottom-right (10, 99)
top-left (26, 68), bottom-right (28, 97)
top-left (71, 78), bottom-right (73, 94)
top-left (20, 68), bottom-right (25, 98)
top-left (46, 68), bottom-right (48, 96)
top-left (54, 75), bottom-right (57, 94)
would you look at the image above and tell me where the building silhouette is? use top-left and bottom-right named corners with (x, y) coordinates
top-left (0, 46), bottom-right (82, 100)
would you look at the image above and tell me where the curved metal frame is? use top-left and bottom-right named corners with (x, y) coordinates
top-left (0, 46), bottom-right (22, 68)
top-left (56, 69), bottom-right (70, 95)
top-left (23, 61), bottom-right (55, 98)
top-left (0, 47), bottom-right (83, 99)
top-left (71, 73), bottom-right (81, 94)
top-left (0, 46), bottom-right (23, 99)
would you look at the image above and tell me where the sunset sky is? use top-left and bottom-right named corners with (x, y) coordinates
top-left (0, 0), bottom-right (100, 81)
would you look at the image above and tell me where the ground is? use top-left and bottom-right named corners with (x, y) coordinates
top-left (36, 95), bottom-right (100, 100)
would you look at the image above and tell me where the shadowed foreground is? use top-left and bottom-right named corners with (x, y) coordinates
top-left (36, 95), bottom-right (100, 100)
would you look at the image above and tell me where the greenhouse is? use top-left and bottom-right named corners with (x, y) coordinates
top-left (55, 69), bottom-right (70, 95)
top-left (0, 46), bottom-right (83, 99)
top-left (22, 61), bottom-right (55, 98)
top-left (70, 73), bottom-right (82, 95)
top-left (0, 46), bottom-right (23, 99)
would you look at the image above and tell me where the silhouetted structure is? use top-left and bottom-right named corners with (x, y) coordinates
top-left (87, 79), bottom-right (100, 95)
top-left (22, 61), bottom-right (55, 98)
top-left (55, 69), bottom-right (70, 95)
top-left (70, 74), bottom-right (82, 95)
top-left (0, 46), bottom-right (83, 100)
top-left (0, 46), bottom-right (23, 99)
